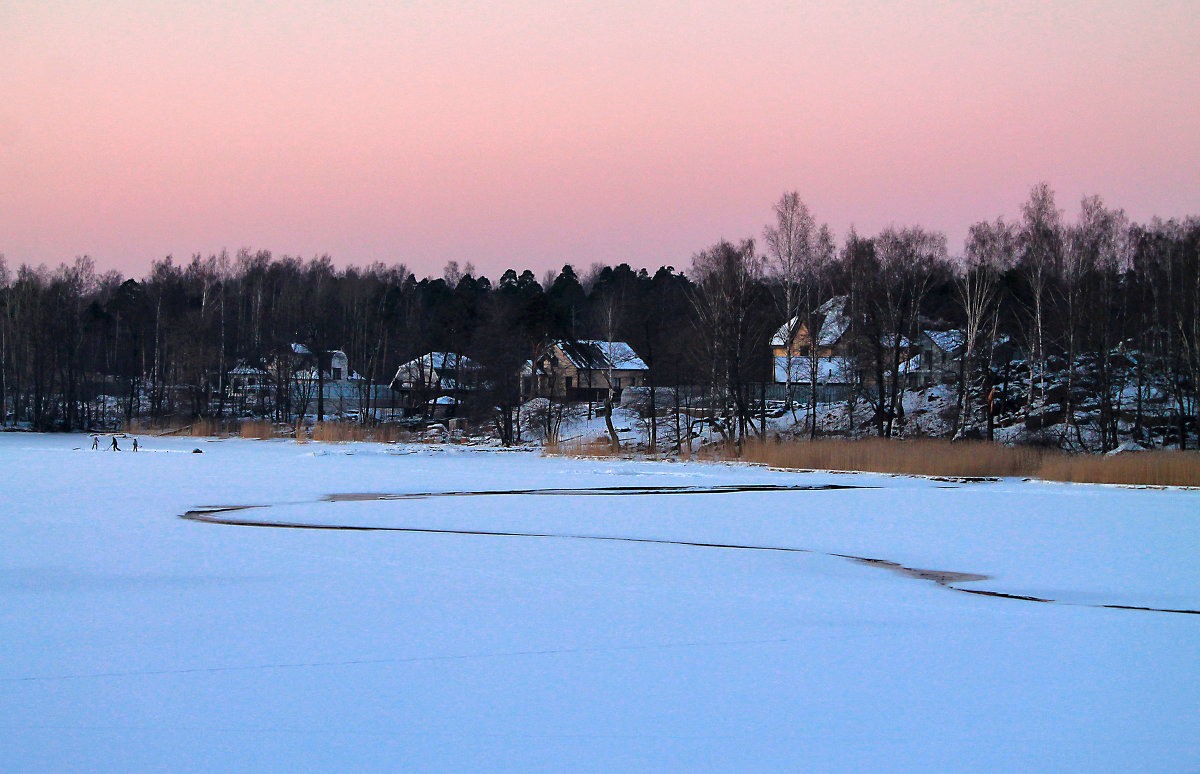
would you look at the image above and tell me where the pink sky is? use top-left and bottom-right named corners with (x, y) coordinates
top-left (2, 0), bottom-right (1198, 279)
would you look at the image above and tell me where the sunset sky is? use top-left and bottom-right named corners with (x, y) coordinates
top-left (3, 0), bottom-right (1198, 279)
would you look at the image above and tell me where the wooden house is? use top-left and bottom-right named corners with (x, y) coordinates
top-left (522, 340), bottom-right (648, 402)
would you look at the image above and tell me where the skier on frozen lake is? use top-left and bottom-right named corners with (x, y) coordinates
top-left (110, 437), bottom-right (119, 451)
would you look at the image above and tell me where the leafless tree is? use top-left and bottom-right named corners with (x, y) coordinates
top-left (956, 218), bottom-right (1016, 438)
top-left (762, 192), bottom-right (834, 435)
top-left (868, 227), bottom-right (945, 437)
top-left (1063, 195), bottom-right (1129, 449)
top-left (1017, 183), bottom-right (1064, 424)
top-left (688, 239), bottom-right (772, 451)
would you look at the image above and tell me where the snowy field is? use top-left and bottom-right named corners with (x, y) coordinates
top-left (1, 434), bottom-right (1197, 773)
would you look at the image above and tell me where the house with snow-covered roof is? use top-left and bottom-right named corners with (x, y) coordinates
top-left (287, 344), bottom-right (369, 418)
top-left (772, 296), bottom-right (948, 400)
top-left (391, 351), bottom-right (481, 392)
top-left (290, 344), bottom-right (361, 384)
top-left (908, 329), bottom-right (966, 387)
top-left (390, 351), bottom-right (482, 416)
top-left (771, 296), bottom-right (858, 401)
top-left (227, 361), bottom-right (272, 414)
top-left (522, 340), bottom-right (649, 402)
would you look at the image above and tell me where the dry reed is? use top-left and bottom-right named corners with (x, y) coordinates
top-left (1037, 449), bottom-right (1200, 487)
top-left (546, 437), bottom-right (623, 458)
top-left (125, 417), bottom-right (415, 444)
top-left (739, 438), bottom-right (1200, 486)
top-left (238, 420), bottom-right (278, 439)
top-left (741, 438), bottom-right (1045, 479)
top-left (309, 421), bottom-right (415, 443)
top-left (311, 422), bottom-right (369, 442)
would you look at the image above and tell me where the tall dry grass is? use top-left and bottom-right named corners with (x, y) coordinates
top-left (125, 417), bottom-right (414, 443)
top-left (741, 438), bottom-right (1044, 479)
top-left (238, 420), bottom-right (278, 439)
top-left (738, 438), bottom-right (1200, 486)
top-left (310, 421), bottom-right (415, 443)
top-left (1038, 449), bottom-right (1200, 487)
top-left (546, 437), bottom-right (625, 458)
top-left (125, 418), bottom-right (240, 437)
top-left (311, 422), bottom-right (369, 442)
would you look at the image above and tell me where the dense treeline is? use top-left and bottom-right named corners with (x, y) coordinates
top-left (1, 184), bottom-right (1197, 450)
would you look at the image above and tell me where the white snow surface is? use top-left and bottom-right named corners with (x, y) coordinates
top-left (2, 433), bottom-right (1198, 773)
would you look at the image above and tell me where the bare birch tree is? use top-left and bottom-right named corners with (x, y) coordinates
top-left (957, 218), bottom-right (1016, 438)
top-left (762, 192), bottom-right (833, 436)
top-left (1017, 183), bottom-right (1064, 425)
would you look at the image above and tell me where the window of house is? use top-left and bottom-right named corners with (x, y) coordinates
top-left (332, 368), bottom-right (342, 380)
top-left (565, 377), bottom-right (573, 388)
top-left (614, 378), bottom-right (622, 388)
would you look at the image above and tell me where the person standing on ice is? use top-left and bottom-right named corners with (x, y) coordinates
top-left (132, 438), bottom-right (139, 452)
top-left (110, 437), bottom-right (119, 451)
top-left (91, 436), bottom-right (99, 450)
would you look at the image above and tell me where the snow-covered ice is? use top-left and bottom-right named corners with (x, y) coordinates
top-left (1, 434), bottom-right (1197, 772)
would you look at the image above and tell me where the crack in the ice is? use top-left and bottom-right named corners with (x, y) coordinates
top-left (177, 487), bottom-right (1200, 618)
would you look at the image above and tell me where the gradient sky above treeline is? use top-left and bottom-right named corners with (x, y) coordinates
top-left (3, 0), bottom-right (1197, 279)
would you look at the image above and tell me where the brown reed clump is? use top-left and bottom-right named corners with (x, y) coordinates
top-left (362, 423), bottom-right (403, 443)
top-left (308, 420), bottom-right (418, 443)
top-left (738, 438), bottom-right (1200, 486)
top-left (740, 438), bottom-right (1045, 479)
top-left (310, 421), bottom-right (369, 443)
top-left (1037, 449), bottom-right (1200, 487)
top-left (546, 437), bottom-right (623, 458)
top-left (739, 436), bottom-right (1041, 480)
top-left (238, 420), bottom-right (279, 439)
top-left (187, 418), bottom-right (235, 438)
top-left (124, 419), bottom-right (201, 437)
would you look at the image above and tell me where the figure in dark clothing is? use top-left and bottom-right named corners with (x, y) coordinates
top-left (91, 436), bottom-right (99, 450)
top-left (110, 437), bottom-right (119, 451)
top-left (132, 438), bottom-right (139, 452)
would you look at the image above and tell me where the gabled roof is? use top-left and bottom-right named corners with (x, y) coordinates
top-left (923, 329), bottom-right (965, 353)
top-left (771, 296), bottom-right (850, 348)
top-left (396, 351), bottom-right (479, 373)
top-left (291, 344), bottom-right (349, 361)
top-left (553, 340), bottom-right (648, 371)
top-left (392, 352), bottom-right (480, 388)
top-left (230, 362), bottom-right (269, 376)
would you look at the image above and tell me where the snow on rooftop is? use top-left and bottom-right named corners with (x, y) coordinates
top-left (925, 329), bottom-right (966, 353)
top-left (393, 352), bottom-right (480, 387)
top-left (555, 340), bottom-right (648, 371)
top-left (772, 296), bottom-right (851, 349)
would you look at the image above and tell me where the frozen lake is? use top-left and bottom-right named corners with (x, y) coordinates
top-left (1, 433), bottom-right (1197, 772)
